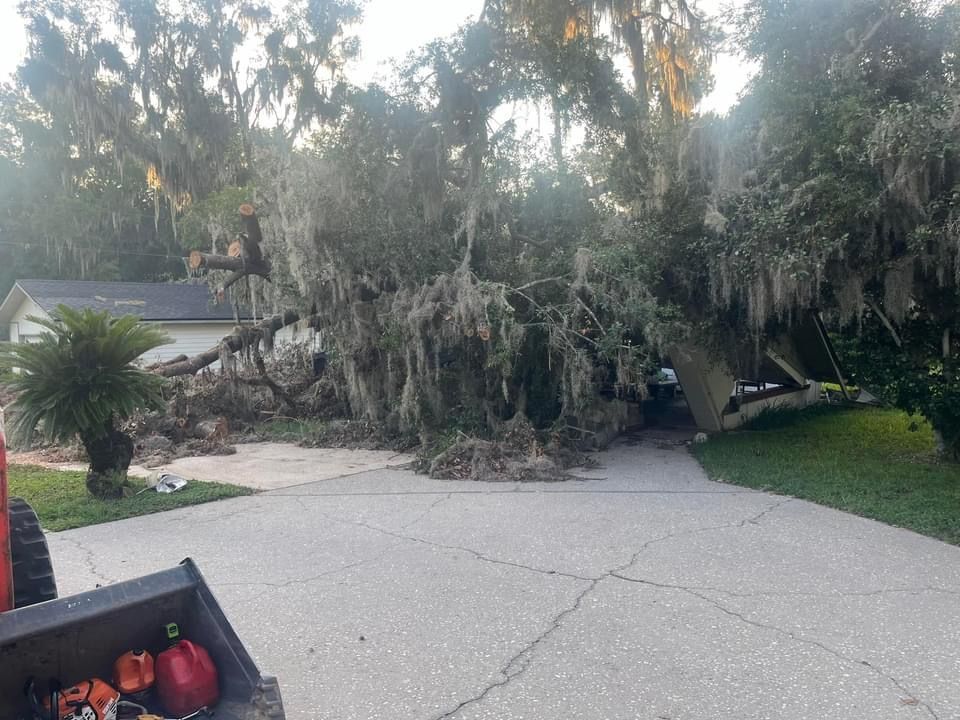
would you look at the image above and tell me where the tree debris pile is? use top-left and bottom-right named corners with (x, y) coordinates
top-left (133, 433), bottom-right (236, 469)
top-left (425, 415), bottom-right (590, 483)
top-left (264, 419), bottom-right (417, 453)
top-left (130, 342), bottom-right (348, 462)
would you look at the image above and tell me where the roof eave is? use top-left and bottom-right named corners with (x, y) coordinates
top-left (145, 317), bottom-right (253, 324)
top-left (0, 282), bottom-right (35, 327)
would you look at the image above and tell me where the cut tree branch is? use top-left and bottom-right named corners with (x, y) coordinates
top-left (188, 252), bottom-right (256, 273)
top-left (187, 204), bottom-right (271, 292)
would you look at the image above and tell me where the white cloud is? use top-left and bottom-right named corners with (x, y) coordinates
top-left (0, 3), bottom-right (28, 85)
top-left (349, 0), bottom-right (480, 85)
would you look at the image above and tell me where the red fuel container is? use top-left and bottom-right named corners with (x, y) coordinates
top-left (156, 639), bottom-right (219, 715)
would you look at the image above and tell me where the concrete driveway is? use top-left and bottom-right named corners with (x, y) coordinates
top-left (48, 441), bottom-right (960, 720)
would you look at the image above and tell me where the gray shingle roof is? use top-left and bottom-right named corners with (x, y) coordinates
top-left (14, 280), bottom-right (249, 322)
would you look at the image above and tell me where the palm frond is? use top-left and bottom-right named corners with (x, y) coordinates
top-left (0, 305), bottom-right (170, 445)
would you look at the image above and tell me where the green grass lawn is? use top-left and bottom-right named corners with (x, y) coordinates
top-left (693, 405), bottom-right (960, 545)
top-left (9, 464), bottom-right (252, 531)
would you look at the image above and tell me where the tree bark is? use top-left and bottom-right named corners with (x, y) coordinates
top-left (80, 423), bottom-right (135, 499)
top-left (155, 310), bottom-right (317, 377)
top-left (188, 205), bottom-right (271, 292)
top-left (551, 93), bottom-right (564, 171)
top-left (239, 203), bottom-right (264, 251)
top-left (189, 251), bottom-right (249, 272)
top-left (621, 17), bottom-right (648, 111)
top-left (146, 354), bottom-right (188, 370)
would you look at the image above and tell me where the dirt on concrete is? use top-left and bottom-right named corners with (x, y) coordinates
top-left (12, 441), bottom-right (415, 491)
top-left (156, 442), bottom-right (416, 491)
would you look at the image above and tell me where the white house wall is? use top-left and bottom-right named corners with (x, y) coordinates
top-left (144, 322), bottom-right (240, 365)
top-left (274, 324), bottom-right (318, 347)
top-left (9, 297), bottom-right (49, 343)
top-left (4, 290), bottom-right (315, 370)
top-left (147, 323), bottom-right (315, 366)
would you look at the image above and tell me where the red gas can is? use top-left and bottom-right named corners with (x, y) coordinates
top-left (155, 639), bottom-right (219, 715)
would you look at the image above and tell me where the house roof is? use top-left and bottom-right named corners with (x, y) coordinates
top-left (0, 280), bottom-right (250, 325)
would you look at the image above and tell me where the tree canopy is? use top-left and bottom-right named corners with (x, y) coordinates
top-left (7, 0), bottom-right (960, 451)
top-left (685, 0), bottom-right (960, 449)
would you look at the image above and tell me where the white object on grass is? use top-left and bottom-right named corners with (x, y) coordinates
top-left (155, 473), bottom-right (188, 493)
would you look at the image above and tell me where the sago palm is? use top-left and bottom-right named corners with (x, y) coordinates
top-left (0, 306), bottom-right (170, 499)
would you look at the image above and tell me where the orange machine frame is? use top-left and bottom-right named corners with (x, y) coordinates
top-left (1, 416), bottom-right (14, 612)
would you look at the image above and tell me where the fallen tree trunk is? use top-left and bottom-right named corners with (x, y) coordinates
top-left (155, 310), bottom-right (316, 377)
top-left (146, 354), bottom-right (188, 370)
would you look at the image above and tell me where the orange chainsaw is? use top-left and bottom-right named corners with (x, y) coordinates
top-left (27, 678), bottom-right (120, 720)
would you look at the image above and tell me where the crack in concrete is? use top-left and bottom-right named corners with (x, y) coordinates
top-left (432, 578), bottom-right (598, 720)
top-left (215, 542), bottom-right (404, 595)
top-left (56, 536), bottom-right (114, 587)
top-left (265, 488), bottom-right (754, 497)
top-left (401, 493), bottom-right (453, 530)
top-left (191, 499), bottom-right (266, 525)
top-left (612, 497), bottom-right (795, 577)
top-left (275, 493), bottom-right (940, 720)
top-left (599, 496), bottom-right (940, 720)
top-left (609, 574), bottom-right (940, 720)
top-left (289, 505), bottom-right (612, 720)
top-left (427, 497), bottom-right (797, 717)
top-left (344, 497), bottom-right (795, 593)
top-left (232, 463), bottom-right (416, 493)
top-left (687, 585), bottom-right (960, 600)
top-left (426, 495), bottom-right (943, 720)
top-left (320, 512), bottom-right (596, 583)
top-left (742, 497), bottom-right (794, 525)
top-left (693, 589), bottom-right (941, 720)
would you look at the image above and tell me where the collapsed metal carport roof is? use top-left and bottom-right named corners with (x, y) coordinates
top-left (668, 311), bottom-right (848, 432)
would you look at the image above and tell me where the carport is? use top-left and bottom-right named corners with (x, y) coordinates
top-left (669, 312), bottom-right (848, 432)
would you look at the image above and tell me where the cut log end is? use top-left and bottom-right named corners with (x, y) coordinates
top-left (228, 240), bottom-right (242, 258)
top-left (239, 203), bottom-right (255, 217)
top-left (189, 250), bottom-right (204, 270)
top-left (195, 417), bottom-right (230, 441)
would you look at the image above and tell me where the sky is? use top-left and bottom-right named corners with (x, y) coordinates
top-left (350, 0), bottom-right (754, 115)
top-left (0, 0), bottom-right (753, 116)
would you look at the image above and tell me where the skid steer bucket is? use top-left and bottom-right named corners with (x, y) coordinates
top-left (0, 558), bottom-right (284, 719)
